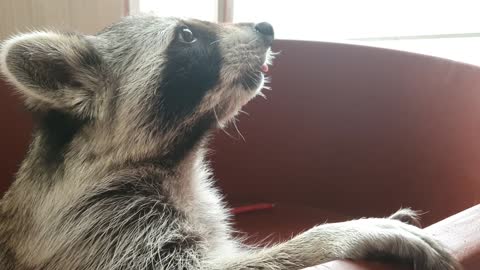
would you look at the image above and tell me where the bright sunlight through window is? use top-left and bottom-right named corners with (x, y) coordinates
top-left (137, 0), bottom-right (217, 22)
top-left (136, 0), bottom-right (480, 66)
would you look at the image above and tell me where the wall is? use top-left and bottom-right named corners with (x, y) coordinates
top-left (0, 0), bottom-right (127, 40)
top-left (0, 0), bottom-right (127, 193)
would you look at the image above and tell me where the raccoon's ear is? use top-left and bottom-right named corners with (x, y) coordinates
top-left (0, 31), bottom-right (104, 117)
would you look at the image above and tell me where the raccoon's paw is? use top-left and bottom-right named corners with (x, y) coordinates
top-left (389, 208), bottom-right (422, 227)
top-left (345, 218), bottom-right (463, 270)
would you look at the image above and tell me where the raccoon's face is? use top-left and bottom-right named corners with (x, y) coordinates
top-left (0, 16), bottom-right (274, 165)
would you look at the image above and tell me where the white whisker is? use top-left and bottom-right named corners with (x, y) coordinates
top-left (232, 118), bottom-right (246, 142)
top-left (213, 107), bottom-right (235, 139)
top-left (239, 110), bottom-right (249, 116)
top-left (257, 91), bottom-right (267, 99)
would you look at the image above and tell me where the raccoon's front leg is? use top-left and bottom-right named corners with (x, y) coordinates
top-left (207, 210), bottom-right (461, 270)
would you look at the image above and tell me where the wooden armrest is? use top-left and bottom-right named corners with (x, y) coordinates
top-left (426, 204), bottom-right (480, 269)
top-left (305, 204), bottom-right (480, 270)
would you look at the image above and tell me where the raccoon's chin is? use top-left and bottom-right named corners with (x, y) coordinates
top-left (253, 72), bottom-right (266, 94)
top-left (211, 96), bottom-right (255, 129)
top-left (235, 71), bottom-right (263, 91)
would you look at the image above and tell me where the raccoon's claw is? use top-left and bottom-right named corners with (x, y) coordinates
top-left (389, 208), bottom-right (423, 228)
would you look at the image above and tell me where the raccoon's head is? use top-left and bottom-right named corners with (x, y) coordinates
top-left (0, 16), bottom-right (274, 167)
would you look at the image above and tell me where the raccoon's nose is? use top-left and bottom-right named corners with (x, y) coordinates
top-left (254, 22), bottom-right (274, 45)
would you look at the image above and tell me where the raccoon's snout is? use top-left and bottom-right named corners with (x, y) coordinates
top-left (254, 22), bottom-right (274, 47)
top-left (254, 22), bottom-right (274, 73)
top-left (221, 22), bottom-right (275, 90)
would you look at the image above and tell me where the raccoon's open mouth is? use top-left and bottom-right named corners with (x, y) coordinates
top-left (261, 63), bottom-right (269, 73)
top-left (239, 49), bottom-right (273, 90)
top-left (260, 48), bottom-right (275, 73)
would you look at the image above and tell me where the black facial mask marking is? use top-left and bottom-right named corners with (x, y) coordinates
top-left (156, 20), bottom-right (222, 124)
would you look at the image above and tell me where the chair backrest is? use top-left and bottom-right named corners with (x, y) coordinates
top-left (213, 40), bottom-right (480, 225)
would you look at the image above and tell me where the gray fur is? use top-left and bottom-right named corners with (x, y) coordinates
top-left (0, 15), bottom-right (461, 270)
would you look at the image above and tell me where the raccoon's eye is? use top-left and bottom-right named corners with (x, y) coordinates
top-left (178, 27), bottom-right (197, 43)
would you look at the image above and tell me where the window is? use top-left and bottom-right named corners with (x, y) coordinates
top-left (134, 0), bottom-right (480, 66)
top-left (133, 0), bottom-right (218, 22)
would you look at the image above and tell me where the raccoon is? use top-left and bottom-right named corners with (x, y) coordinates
top-left (0, 15), bottom-right (461, 270)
